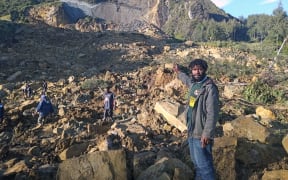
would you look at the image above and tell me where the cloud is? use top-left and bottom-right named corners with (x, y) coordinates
top-left (211, 0), bottom-right (232, 8)
top-left (260, 0), bottom-right (278, 5)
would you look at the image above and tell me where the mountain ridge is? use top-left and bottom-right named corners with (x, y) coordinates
top-left (11, 0), bottom-right (239, 40)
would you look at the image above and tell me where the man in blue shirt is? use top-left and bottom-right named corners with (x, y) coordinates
top-left (0, 99), bottom-right (4, 122)
top-left (35, 95), bottom-right (54, 126)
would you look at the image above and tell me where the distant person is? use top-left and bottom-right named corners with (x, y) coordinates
top-left (173, 59), bottom-right (220, 180)
top-left (0, 99), bottom-right (4, 122)
top-left (26, 84), bottom-right (33, 98)
top-left (103, 86), bottom-right (116, 121)
top-left (22, 81), bottom-right (33, 98)
top-left (22, 81), bottom-right (28, 97)
top-left (35, 95), bottom-right (54, 126)
top-left (42, 80), bottom-right (48, 94)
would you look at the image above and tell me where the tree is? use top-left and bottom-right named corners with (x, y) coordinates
top-left (266, 1), bottom-right (288, 44)
top-left (206, 20), bottom-right (226, 41)
top-left (246, 14), bottom-right (271, 42)
top-left (191, 23), bottom-right (205, 41)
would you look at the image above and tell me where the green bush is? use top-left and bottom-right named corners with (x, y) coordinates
top-left (0, 0), bottom-right (56, 19)
top-left (243, 80), bottom-right (285, 104)
top-left (174, 33), bottom-right (186, 41)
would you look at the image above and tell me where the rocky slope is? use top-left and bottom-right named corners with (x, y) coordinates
top-left (1, 21), bottom-right (288, 179)
top-left (18, 0), bottom-right (238, 39)
top-left (59, 0), bottom-right (234, 26)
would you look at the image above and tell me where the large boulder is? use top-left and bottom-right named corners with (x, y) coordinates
top-left (154, 101), bottom-right (187, 132)
top-left (2, 160), bottom-right (30, 177)
top-left (213, 136), bottom-right (238, 180)
top-left (223, 116), bottom-right (271, 143)
top-left (57, 150), bottom-right (127, 180)
top-left (262, 170), bottom-right (288, 180)
top-left (58, 142), bottom-right (89, 160)
top-left (282, 134), bottom-right (288, 154)
top-left (236, 139), bottom-right (286, 176)
top-left (136, 157), bottom-right (194, 180)
top-left (133, 151), bottom-right (157, 179)
top-left (255, 106), bottom-right (276, 120)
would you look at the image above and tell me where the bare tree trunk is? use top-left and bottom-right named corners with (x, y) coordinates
top-left (269, 35), bottom-right (288, 70)
top-left (274, 35), bottom-right (288, 61)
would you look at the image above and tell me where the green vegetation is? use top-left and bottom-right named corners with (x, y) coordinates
top-left (209, 60), bottom-right (256, 81)
top-left (0, 0), bottom-right (55, 17)
top-left (174, 33), bottom-right (186, 41)
top-left (164, 0), bottom-right (288, 54)
top-left (0, 0), bottom-right (57, 23)
top-left (243, 80), bottom-right (285, 104)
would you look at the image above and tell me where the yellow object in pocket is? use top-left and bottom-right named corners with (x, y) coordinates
top-left (189, 96), bottom-right (196, 107)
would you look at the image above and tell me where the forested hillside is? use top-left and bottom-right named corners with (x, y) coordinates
top-left (0, 0), bottom-right (288, 61)
top-left (0, 0), bottom-right (287, 44)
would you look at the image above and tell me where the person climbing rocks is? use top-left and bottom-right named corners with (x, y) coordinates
top-left (35, 95), bottom-right (54, 126)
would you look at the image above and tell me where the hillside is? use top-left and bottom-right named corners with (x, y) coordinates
top-left (1, 19), bottom-right (288, 179)
top-left (0, 0), bottom-right (242, 40)
top-left (60, 0), bottom-right (235, 26)
top-left (61, 0), bottom-right (240, 41)
top-left (1, 0), bottom-right (288, 45)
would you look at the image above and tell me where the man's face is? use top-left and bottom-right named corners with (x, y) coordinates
top-left (191, 65), bottom-right (205, 81)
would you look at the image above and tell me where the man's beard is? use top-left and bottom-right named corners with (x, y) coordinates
top-left (192, 73), bottom-right (206, 82)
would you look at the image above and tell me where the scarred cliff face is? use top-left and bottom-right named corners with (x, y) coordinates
top-left (23, 0), bottom-right (237, 38)
top-left (60, 0), bottom-right (169, 28)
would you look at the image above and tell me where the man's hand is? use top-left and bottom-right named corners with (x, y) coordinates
top-left (201, 136), bottom-right (210, 148)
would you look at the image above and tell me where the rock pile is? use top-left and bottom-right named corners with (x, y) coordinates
top-left (0, 21), bottom-right (288, 179)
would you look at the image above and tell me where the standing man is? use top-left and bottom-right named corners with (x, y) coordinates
top-left (42, 80), bottom-right (48, 94)
top-left (26, 84), bottom-right (32, 98)
top-left (22, 80), bottom-right (32, 98)
top-left (35, 95), bottom-right (54, 126)
top-left (22, 81), bottom-right (28, 97)
top-left (174, 59), bottom-right (220, 180)
top-left (0, 99), bottom-right (4, 122)
top-left (103, 86), bottom-right (116, 121)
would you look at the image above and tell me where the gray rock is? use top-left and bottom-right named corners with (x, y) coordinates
top-left (136, 157), bottom-right (193, 180)
top-left (57, 150), bottom-right (127, 180)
